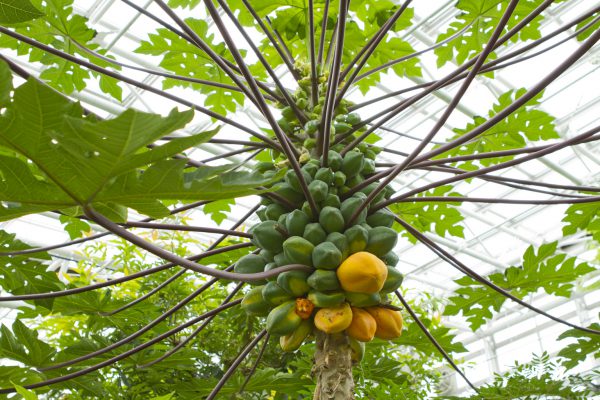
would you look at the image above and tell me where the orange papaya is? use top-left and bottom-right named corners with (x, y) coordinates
top-left (346, 307), bottom-right (377, 342)
top-left (314, 302), bottom-right (353, 334)
top-left (366, 306), bottom-right (403, 340)
top-left (336, 251), bottom-right (387, 294)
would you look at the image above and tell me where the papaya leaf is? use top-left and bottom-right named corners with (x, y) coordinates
top-left (58, 215), bottom-right (91, 239)
top-left (562, 202), bottom-right (600, 243)
top-left (397, 320), bottom-right (467, 357)
top-left (0, 0), bottom-right (43, 24)
top-left (557, 320), bottom-right (600, 370)
top-left (0, 320), bottom-right (55, 368)
top-left (202, 198), bottom-right (236, 225)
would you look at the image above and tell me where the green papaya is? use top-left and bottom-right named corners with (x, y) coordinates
top-left (346, 174), bottom-right (364, 188)
top-left (302, 162), bottom-right (319, 177)
top-left (365, 226), bottom-right (398, 257)
top-left (277, 270), bottom-right (311, 297)
top-left (333, 171), bottom-right (346, 187)
top-left (262, 281), bottom-right (293, 306)
top-left (307, 269), bottom-right (341, 292)
top-left (275, 183), bottom-right (305, 206)
top-left (341, 151), bottom-right (364, 178)
top-left (353, 192), bottom-right (367, 200)
top-left (340, 197), bottom-right (367, 225)
top-left (281, 106), bottom-right (295, 120)
top-left (344, 225), bottom-right (369, 254)
top-left (277, 213), bottom-right (287, 227)
top-left (255, 161), bottom-right (274, 173)
top-left (277, 118), bottom-right (292, 133)
top-left (349, 338), bottom-right (365, 364)
top-left (345, 291), bottom-right (381, 307)
top-left (366, 209), bottom-right (394, 228)
top-left (346, 113), bottom-right (361, 125)
top-left (241, 286), bottom-right (271, 316)
top-left (303, 138), bottom-right (316, 149)
top-left (315, 168), bottom-right (334, 185)
top-left (325, 232), bottom-right (349, 260)
top-left (334, 122), bottom-right (352, 134)
top-left (365, 149), bottom-right (377, 160)
top-left (381, 265), bottom-right (404, 293)
top-left (383, 185), bottom-right (395, 199)
top-left (360, 182), bottom-right (385, 204)
top-left (273, 252), bottom-right (291, 267)
top-left (285, 210), bottom-right (310, 237)
top-left (265, 203), bottom-right (287, 221)
top-left (322, 194), bottom-right (341, 208)
top-left (252, 221), bottom-right (285, 252)
top-left (263, 262), bottom-right (278, 281)
top-left (280, 319), bottom-right (312, 352)
top-left (323, 150), bottom-right (343, 171)
top-left (285, 169), bottom-right (313, 194)
top-left (260, 249), bottom-right (275, 263)
top-left (283, 236), bottom-right (314, 266)
top-left (308, 180), bottom-right (329, 202)
top-left (319, 206), bottom-right (345, 233)
top-left (362, 158), bottom-right (375, 175)
top-left (308, 291), bottom-right (345, 308)
top-left (296, 97), bottom-right (308, 110)
top-left (301, 201), bottom-right (315, 220)
top-left (304, 119), bottom-right (320, 136)
top-left (256, 208), bottom-right (267, 222)
top-left (303, 223), bottom-right (327, 246)
top-left (266, 300), bottom-right (302, 335)
top-left (234, 254), bottom-right (266, 284)
top-left (381, 251), bottom-right (399, 267)
top-left (312, 242), bottom-right (343, 270)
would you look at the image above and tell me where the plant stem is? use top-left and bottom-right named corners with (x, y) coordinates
top-left (312, 331), bottom-right (355, 400)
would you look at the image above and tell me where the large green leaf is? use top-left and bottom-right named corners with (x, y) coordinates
top-left (0, 0), bottom-right (43, 23)
top-left (0, 320), bottom-right (55, 368)
top-left (562, 202), bottom-right (600, 244)
top-left (557, 320), bottom-right (600, 370)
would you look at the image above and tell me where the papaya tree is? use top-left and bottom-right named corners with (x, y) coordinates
top-left (0, 0), bottom-right (599, 398)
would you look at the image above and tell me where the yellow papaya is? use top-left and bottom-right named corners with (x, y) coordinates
top-left (314, 302), bottom-right (353, 334)
top-left (346, 307), bottom-right (377, 342)
top-left (336, 252), bottom-right (388, 294)
top-left (366, 306), bottom-right (403, 340)
top-left (280, 320), bottom-right (312, 352)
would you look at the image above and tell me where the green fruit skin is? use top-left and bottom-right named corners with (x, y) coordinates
top-left (346, 174), bottom-right (364, 188)
top-left (280, 320), bottom-right (312, 352)
top-left (360, 182), bottom-right (386, 204)
top-left (319, 206), bottom-right (345, 234)
top-left (308, 180), bottom-right (329, 202)
top-left (322, 194), bottom-right (341, 208)
top-left (326, 232), bottom-right (350, 261)
top-left (262, 281), bottom-right (294, 306)
top-left (307, 269), bottom-right (341, 292)
top-left (365, 226), bottom-right (398, 257)
top-left (263, 262), bottom-right (279, 282)
top-left (303, 222), bottom-right (327, 246)
top-left (301, 201), bottom-right (315, 220)
top-left (381, 251), bottom-right (399, 267)
top-left (383, 185), bottom-right (395, 199)
top-left (381, 266), bottom-right (404, 293)
top-left (308, 291), bottom-right (345, 308)
top-left (275, 183), bottom-right (305, 206)
top-left (265, 203), bottom-right (287, 221)
top-left (273, 252), bottom-right (292, 267)
top-left (304, 120), bottom-right (320, 136)
top-left (333, 171), bottom-right (346, 187)
top-left (345, 113), bottom-right (361, 125)
top-left (277, 271), bottom-right (311, 297)
top-left (324, 150), bottom-right (343, 171)
top-left (285, 169), bottom-right (313, 193)
top-left (241, 286), bottom-right (271, 316)
top-left (344, 225), bottom-right (369, 254)
top-left (315, 168), bottom-right (334, 185)
top-left (255, 161), bottom-right (274, 173)
top-left (366, 210), bottom-right (395, 228)
top-left (266, 300), bottom-right (303, 335)
top-left (341, 151), bottom-right (365, 178)
top-left (362, 158), bottom-right (376, 175)
top-left (260, 249), bottom-right (275, 263)
top-left (340, 197), bottom-right (367, 225)
top-left (312, 241), bottom-right (343, 270)
top-left (302, 162), bottom-right (319, 177)
top-left (334, 122), bottom-right (352, 134)
top-left (345, 291), bottom-right (381, 307)
top-left (349, 338), bottom-right (365, 363)
top-left (252, 221), bottom-right (285, 252)
top-left (234, 254), bottom-right (266, 285)
top-left (285, 210), bottom-right (310, 237)
top-left (283, 236), bottom-right (314, 266)
top-left (256, 208), bottom-right (267, 222)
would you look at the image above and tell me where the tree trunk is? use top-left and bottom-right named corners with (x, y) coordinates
top-left (311, 331), bottom-right (354, 400)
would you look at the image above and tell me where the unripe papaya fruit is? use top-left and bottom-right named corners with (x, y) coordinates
top-left (273, 252), bottom-right (291, 267)
top-left (337, 252), bottom-right (388, 293)
top-left (285, 169), bottom-right (313, 194)
top-left (366, 307), bottom-right (403, 340)
top-left (362, 158), bottom-right (375, 175)
top-left (308, 180), bottom-right (329, 202)
top-left (301, 201), bottom-right (315, 220)
top-left (281, 106), bottom-right (295, 120)
top-left (345, 291), bottom-right (381, 307)
top-left (252, 221), bottom-right (285, 252)
top-left (283, 236), bottom-right (314, 266)
top-left (314, 302), bottom-right (353, 334)
top-left (280, 320), bottom-right (312, 352)
top-left (265, 203), bottom-right (287, 221)
top-left (334, 122), bottom-right (352, 134)
top-left (381, 266), bottom-right (404, 293)
top-left (302, 162), bottom-right (319, 177)
top-left (312, 242), bottom-right (342, 270)
top-left (254, 161), bottom-right (274, 173)
top-left (277, 270), bottom-right (310, 297)
top-left (308, 291), bottom-right (345, 308)
top-left (275, 183), bottom-right (305, 206)
top-left (366, 209), bottom-right (395, 228)
top-left (307, 269), bottom-right (341, 292)
top-left (349, 337), bottom-right (365, 364)
top-left (319, 206), bottom-right (345, 233)
top-left (323, 150), bottom-right (343, 171)
top-left (303, 138), bottom-right (316, 150)
top-left (241, 286), bottom-right (271, 316)
top-left (383, 185), bottom-right (395, 199)
top-left (322, 193), bottom-right (341, 208)
top-left (266, 300), bottom-right (303, 335)
top-left (260, 249), bottom-right (275, 263)
top-left (256, 208), bottom-right (268, 222)
top-left (303, 222), bottom-right (327, 246)
top-left (340, 197), bottom-right (367, 225)
top-left (304, 119), bottom-right (320, 136)
top-left (347, 307), bottom-right (377, 342)
top-left (344, 225), bottom-right (369, 254)
top-left (346, 113), bottom-right (361, 125)
top-left (325, 232), bottom-right (350, 260)
top-left (341, 151), bottom-right (364, 178)
top-left (365, 227), bottom-right (398, 257)
top-left (360, 182), bottom-right (386, 204)
top-left (262, 281), bottom-right (293, 306)
top-left (346, 174), bottom-right (364, 188)
top-left (263, 262), bottom-right (278, 281)
top-left (315, 168), bottom-right (334, 185)
top-left (333, 171), bottom-right (346, 187)
top-left (381, 251), bottom-right (399, 267)
top-left (234, 254), bottom-right (266, 285)
top-left (285, 210), bottom-right (310, 237)
top-left (277, 213), bottom-right (287, 227)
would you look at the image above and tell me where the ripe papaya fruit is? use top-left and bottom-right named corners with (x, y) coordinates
top-left (280, 320), bottom-right (312, 352)
top-left (337, 251), bottom-right (388, 293)
top-left (303, 223), bottom-right (327, 246)
top-left (323, 150), bottom-right (343, 171)
top-left (308, 180), bottom-right (329, 202)
top-left (307, 269), bottom-right (341, 292)
top-left (314, 302), bottom-right (353, 334)
top-left (312, 242), bottom-right (342, 270)
top-left (366, 209), bottom-right (394, 228)
top-left (365, 227), bottom-right (398, 257)
top-left (315, 168), bottom-right (334, 185)
top-left (381, 266), bottom-right (404, 293)
top-left (283, 236), bottom-right (314, 266)
top-left (381, 251), bottom-right (399, 267)
top-left (285, 169), bottom-right (313, 194)
top-left (322, 193), bottom-right (341, 208)
top-left (277, 270), bottom-right (310, 297)
top-left (295, 298), bottom-right (315, 319)
top-left (285, 210), bottom-right (310, 237)
top-left (308, 290), bottom-right (345, 308)
top-left (340, 197), bottom-right (367, 225)
top-left (345, 291), bottom-right (381, 307)
top-left (366, 307), bottom-right (403, 340)
top-left (325, 232), bottom-right (350, 261)
top-left (234, 254), bottom-right (266, 285)
top-left (262, 281), bottom-right (293, 306)
top-left (241, 286), bottom-right (271, 316)
top-left (344, 225), bottom-right (369, 254)
top-left (266, 300), bottom-right (303, 336)
top-left (349, 337), bottom-right (365, 364)
top-left (347, 307), bottom-right (377, 342)
top-left (341, 151), bottom-right (364, 178)
top-left (252, 221), bottom-right (285, 253)
top-left (265, 203), bottom-right (287, 221)
top-left (319, 206), bottom-right (345, 234)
